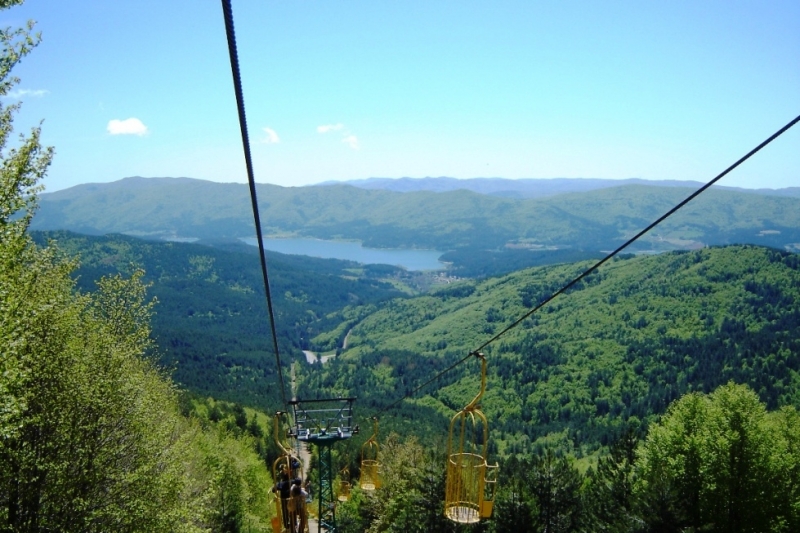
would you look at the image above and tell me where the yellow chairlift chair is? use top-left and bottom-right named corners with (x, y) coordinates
top-left (444, 353), bottom-right (498, 524)
top-left (337, 466), bottom-right (351, 502)
top-left (359, 417), bottom-right (381, 491)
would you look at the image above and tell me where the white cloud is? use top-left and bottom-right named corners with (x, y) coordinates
top-left (2, 89), bottom-right (49, 100)
top-left (341, 135), bottom-right (360, 150)
top-left (317, 123), bottom-right (344, 133)
top-left (317, 123), bottom-right (360, 149)
top-left (107, 118), bottom-right (148, 136)
top-left (261, 127), bottom-right (280, 144)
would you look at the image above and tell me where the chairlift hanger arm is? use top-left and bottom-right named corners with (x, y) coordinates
top-left (365, 417), bottom-right (379, 444)
top-left (463, 353), bottom-right (487, 412)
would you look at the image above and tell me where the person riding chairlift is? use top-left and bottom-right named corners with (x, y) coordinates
top-left (272, 472), bottom-right (292, 531)
top-left (290, 478), bottom-right (309, 533)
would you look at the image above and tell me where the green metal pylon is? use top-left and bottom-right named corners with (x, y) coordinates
top-left (316, 441), bottom-right (336, 533)
top-left (289, 398), bottom-right (356, 533)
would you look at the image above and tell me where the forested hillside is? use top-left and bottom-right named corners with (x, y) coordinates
top-left (304, 245), bottom-right (800, 453)
top-left (36, 229), bottom-right (800, 454)
top-left (31, 231), bottom-right (407, 407)
top-left (33, 230), bottom-right (800, 458)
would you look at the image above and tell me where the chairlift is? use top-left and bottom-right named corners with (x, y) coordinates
top-left (444, 353), bottom-right (498, 524)
top-left (337, 466), bottom-right (351, 502)
top-left (359, 417), bottom-right (381, 491)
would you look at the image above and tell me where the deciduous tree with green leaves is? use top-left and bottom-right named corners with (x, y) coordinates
top-left (0, 2), bottom-right (192, 530)
top-left (637, 382), bottom-right (800, 533)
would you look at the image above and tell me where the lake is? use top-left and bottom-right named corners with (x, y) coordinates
top-left (240, 237), bottom-right (445, 271)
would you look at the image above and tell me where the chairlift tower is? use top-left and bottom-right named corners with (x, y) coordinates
top-left (290, 398), bottom-right (356, 533)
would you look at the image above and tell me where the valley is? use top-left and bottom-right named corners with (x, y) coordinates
top-left (34, 227), bottom-right (800, 455)
top-left (18, 178), bottom-right (800, 532)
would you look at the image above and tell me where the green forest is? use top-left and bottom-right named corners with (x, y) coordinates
top-left (4, 1), bottom-right (800, 531)
top-left (332, 384), bottom-right (800, 533)
top-left (306, 245), bottom-right (800, 453)
top-left (29, 230), bottom-right (408, 408)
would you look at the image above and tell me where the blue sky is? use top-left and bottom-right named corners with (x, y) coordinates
top-left (2, 0), bottom-right (798, 192)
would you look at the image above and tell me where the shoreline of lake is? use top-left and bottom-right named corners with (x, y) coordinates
top-left (240, 236), bottom-right (445, 271)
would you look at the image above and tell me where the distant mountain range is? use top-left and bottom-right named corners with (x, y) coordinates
top-left (317, 176), bottom-right (800, 199)
top-left (31, 177), bottom-right (800, 272)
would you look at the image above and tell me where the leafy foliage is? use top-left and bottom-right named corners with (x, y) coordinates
top-left (177, 396), bottom-right (277, 533)
top-left (0, 6), bottom-right (276, 529)
top-left (637, 383), bottom-right (800, 532)
top-left (336, 435), bottom-right (453, 533)
top-left (0, 97), bottom-right (186, 531)
top-left (337, 385), bottom-right (800, 533)
top-left (305, 245), bottom-right (800, 454)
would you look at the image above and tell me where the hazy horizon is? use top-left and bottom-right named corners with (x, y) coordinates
top-left (40, 174), bottom-right (798, 195)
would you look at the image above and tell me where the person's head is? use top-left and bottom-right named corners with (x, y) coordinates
top-left (293, 479), bottom-right (302, 486)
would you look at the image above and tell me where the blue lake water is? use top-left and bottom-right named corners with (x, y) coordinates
top-left (241, 237), bottom-right (445, 271)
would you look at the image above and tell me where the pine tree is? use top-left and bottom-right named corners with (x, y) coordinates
top-left (530, 449), bottom-right (584, 532)
top-left (583, 427), bottom-right (640, 532)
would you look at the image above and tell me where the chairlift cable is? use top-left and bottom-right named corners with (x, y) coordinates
top-left (376, 113), bottom-right (800, 416)
top-left (470, 113), bottom-right (800, 355)
top-left (221, 0), bottom-right (289, 410)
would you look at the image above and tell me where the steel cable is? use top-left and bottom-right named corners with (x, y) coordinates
top-left (221, 0), bottom-right (288, 409)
